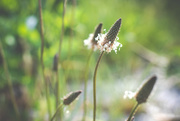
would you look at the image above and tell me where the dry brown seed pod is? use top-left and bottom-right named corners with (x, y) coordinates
top-left (102, 18), bottom-right (121, 45)
top-left (135, 75), bottom-right (157, 104)
top-left (63, 90), bottom-right (82, 105)
top-left (84, 23), bottom-right (103, 51)
top-left (92, 23), bottom-right (103, 45)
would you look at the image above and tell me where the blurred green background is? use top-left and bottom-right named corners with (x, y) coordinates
top-left (0, 0), bottom-right (180, 121)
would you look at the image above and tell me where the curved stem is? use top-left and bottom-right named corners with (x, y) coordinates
top-left (68, 0), bottom-right (76, 58)
top-left (38, 0), bottom-right (51, 119)
top-left (127, 102), bottom-right (139, 121)
top-left (56, 0), bottom-right (67, 120)
top-left (51, 103), bottom-right (63, 121)
top-left (82, 50), bottom-right (93, 121)
top-left (58, 0), bottom-right (67, 57)
top-left (0, 42), bottom-right (19, 118)
top-left (93, 51), bottom-right (104, 121)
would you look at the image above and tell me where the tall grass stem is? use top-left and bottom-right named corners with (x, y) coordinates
top-left (93, 51), bottom-right (104, 121)
top-left (68, 0), bottom-right (76, 58)
top-left (38, 0), bottom-right (52, 119)
top-left (127, 102), bottom-right (139, 121)
top-left (0, 42), bottom-right (20, 117)
top-left (56, 0), bottom-right (67, 120)
top-left (82, 50), bottom-right (93, 121)
top-left (51, 103), bottom-right (63, 121)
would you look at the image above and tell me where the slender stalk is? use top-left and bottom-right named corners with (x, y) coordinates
top-left (55, 68), bottom-right (60, 121)
top-left (58, 0), bottom-right (67, 57)
top-left (55, 70), bottom-right (59, 106)
top-left (0, 42), bottom-right (19, 117)
top-left (62, 0), bottom-right (76, 82)
top-left (68, 0), bottom-right (76, 58)
top-left (38, 0), bottom-right (44, 68)
top-left (56, 0), bottom-right (67, 120)
top-left (51, 103), bottom-right (63, 121)
top-left (127, 102), bottom-right (139, 121)
top-left (38, 0), bottom-right (52, 119)
top-left (93, 51), bottom-right (104, 121)
top-left (82, 50), bottom-right (93, 121)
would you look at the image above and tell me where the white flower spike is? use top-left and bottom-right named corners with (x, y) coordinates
top-left (97, 18), bottom-right (122, 53)
top-left (84, 23), bottom-right (103, 51)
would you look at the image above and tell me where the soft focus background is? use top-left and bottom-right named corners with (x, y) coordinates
top-left (0, 0), bottom-right (180, 121)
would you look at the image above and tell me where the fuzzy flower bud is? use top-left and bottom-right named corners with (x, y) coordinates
top-left (135, 75), bottom-right (157, 104)
top-left (103, 18), bottom-right (121, 45)
top-left (97, 18), bottom-right (122, 53)
top-left (84, 23), bottom-right (103, 51)
top-left (63, 90), bottom-right (82, 105)
top-left (92, 23), bottom-right (103, 45)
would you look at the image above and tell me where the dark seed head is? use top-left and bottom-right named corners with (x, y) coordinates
top-left (92, 23), bottom-right (103, 45)
top-left (53, 53), bottom-right (58, 71)
top-left (63, 90), bottom-right (82, 105)
top-left (135, 75), bottom-right (157, 104)
top-left (103, 18), bottom-right (121, 45)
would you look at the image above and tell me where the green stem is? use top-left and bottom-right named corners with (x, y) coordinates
top-left (51, 103), bottom-right (63, 121)
top-left (93, 51), bottom-right (104, 121)
top-left (127, 102), bottom-right (139, 121)
top-left (82, 50), bottom-right (93, 121)
top-left (55, 65), bottom-right (60, 121)
top-left (55, 71), bottom-right (59, 108)
top-left (45, 78), bottom-right (51, 119)
top-left (58, 0), bottom-right (67, 57)
top-left (55, 69), bottom-right (62, 121)
top-left (56, 0), bottom-right (67, 120)
top-left (0, 42), bottom-right (20, 118)
top-left (38, 0), bottom-right (51, 119)
top-left (68, 0), bottom-right (76, 58)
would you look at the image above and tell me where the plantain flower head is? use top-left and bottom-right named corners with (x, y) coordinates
top-left (63, 90), bottom-right (82, 105)
top-left (135, 75), bottom-right (157, 104)
top-left (96, 18), bottom-right (122, 53)
top-left (84, 23), bottom-right (103, 51)
top-left (123, 75), bottom-right (157, 104)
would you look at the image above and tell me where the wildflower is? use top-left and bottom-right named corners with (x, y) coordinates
top-left (96, 18), bottom-right (122, 53)
top-left (123, 75), bottom-right (157, 104)
top-left (125, 75), bottom-right (157, 121)
top-left (84, 23), bottom-right (103, 51)
top-left (63, 90), bottom-right (82, 105)
top-left (135, 75), bottom-right (157, 104)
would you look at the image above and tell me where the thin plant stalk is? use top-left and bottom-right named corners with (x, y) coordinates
top-left (55, 70), bottom-right (60, 121)
top-left (127, 102), bottom-right (139, 121)
top-left (51, 90), bottom-right (81, 121)
top-left (58, 0), bottom-right (67, 58)
top-left (38, 0), bottom-right (52, 119)
top-left (62, 0), bottom-right (76, 82)
top-left (63, 0), bottom-right (76, 80)
top-left (56, 0), bottom-right (67, 120)
top-left (126, 75), bottom-right (157, 121)
top-left (68, 0), bottom-right (76, 57)
top-left (82, 50), bottom-right (93, 121)
top-left (58, 0), bottom-right (67, 57)
top-left (0, 42), bottom-right (19, 117)
top-left (51, 103), bottom-right (63, 121)
top-left (93, 51), bottom-right (104, 121)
